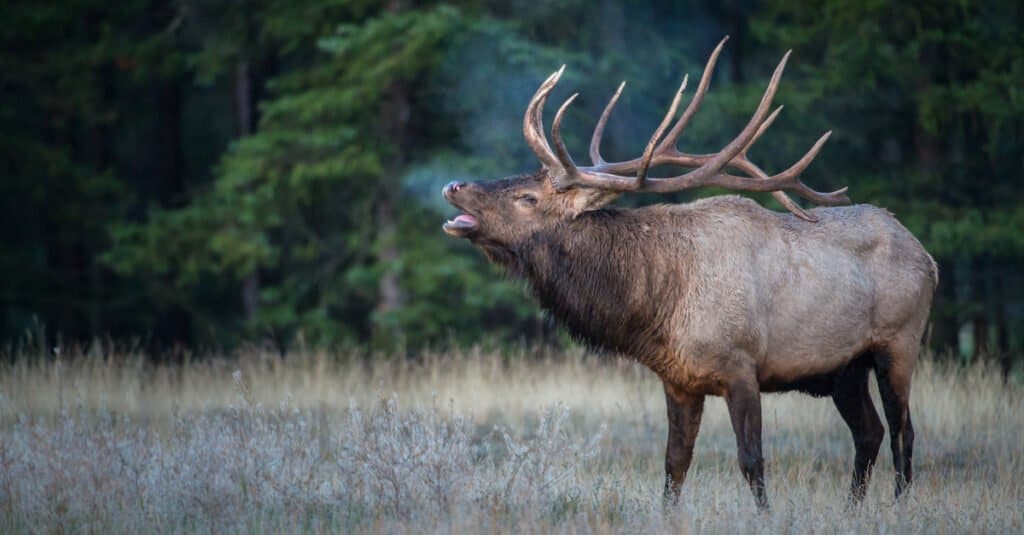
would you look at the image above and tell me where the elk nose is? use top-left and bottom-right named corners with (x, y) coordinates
top-left (444, 181), bottom-right (465, 197)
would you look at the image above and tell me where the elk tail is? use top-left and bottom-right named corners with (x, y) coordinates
top-left (927, 253), bottom-right (939, 291)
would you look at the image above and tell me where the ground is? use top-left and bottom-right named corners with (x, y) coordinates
top-left (0, 347), bottom-right (1020, 533)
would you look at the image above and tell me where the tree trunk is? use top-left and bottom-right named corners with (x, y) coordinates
top-left (372, 85), bottom-right (409, 345)
top-left (993, 262), bottom-right (1011, 382)
top-left (88, 59), bottom-right (116, 340)
top-left (155, 78), bottom-right (187, 204)
top-left (373, 0), bottom-right (411, 345)
top-left (152, 76), bottom-right (193, 347)
top-left (974, 256), bottom-right (992, 358)
top-left (952, 256), bottom-right (974, 362)
top-left (234, 57), bottom-right (261, 321)
top-left (374, 195), bottom-right (403, 324)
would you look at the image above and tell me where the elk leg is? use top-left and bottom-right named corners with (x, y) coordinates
top-left (725, 378), bottom-right (769, 511)
top-left (663, 383), bottom-right (704, 505)
top-left (874, 344), bottom-right (916, 498)
top-left (832, 355), bottom-right (884, 504)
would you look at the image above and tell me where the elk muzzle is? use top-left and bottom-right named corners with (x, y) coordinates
top-left (442, 181), bottom-right (479, 237)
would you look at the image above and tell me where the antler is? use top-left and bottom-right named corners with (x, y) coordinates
top-left (522, 37), bottom-right (849, 221)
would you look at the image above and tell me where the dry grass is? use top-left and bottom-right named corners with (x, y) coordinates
top-left (0, 347), bottom-right (1021, 533)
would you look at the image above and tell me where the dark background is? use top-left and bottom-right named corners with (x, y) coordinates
top-left (2, 1), bottom-right (1022, 371)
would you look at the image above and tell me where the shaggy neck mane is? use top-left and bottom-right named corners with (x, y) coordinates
top-left (501, 208), bottom-right (689, 360)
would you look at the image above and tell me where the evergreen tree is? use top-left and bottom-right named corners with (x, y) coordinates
top-left (750, 0), bottom-right (1024, 359)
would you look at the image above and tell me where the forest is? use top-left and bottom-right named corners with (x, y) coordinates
top-left (3, 0), bottom-right (1023, 368)
top-left (2, 2), bottom-right (1024, 531)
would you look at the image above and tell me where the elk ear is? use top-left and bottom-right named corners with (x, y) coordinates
top-left (566, 188), bottom-right (620, 218)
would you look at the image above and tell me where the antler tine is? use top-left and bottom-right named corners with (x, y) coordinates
top-left (589, 81), bottom-right (626, 165)
top-left (768, 131), bottom-right (832, 183)
top-left (735, 158), bottom-right (816, 221)
top-left (551, 93), bottom-right (581, 182)
top-left (523, 66), bottom-right (566, 170)
top-left (739, 105), bottom-right (818, 221)
top-left (648, 50), bottom-right (790, 186)
top-left (550, 90), bottom-right (647, 191)
top-left (587, 40), bottom-right (783, 185)
top-left (636, 75), bottom-right (688, 188)
top-left (655, 36), bottom-right (729, 156)
top-left (530, 67), bottom-right (639, 192)
top-left (753, 131), bottom-right (849, 205)
top-left (550, 92), bottom-right (650, 191)
top-left (521, 43), bottom-right (848, 216)
top-left (745, 105), bottom-right (783, 157)
top-left (641, 130), bottom-right (843, 199)
top-left (770, 191), bottom-right (815, 221)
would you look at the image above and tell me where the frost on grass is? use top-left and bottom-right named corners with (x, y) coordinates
top-left (0, 375), bottom-right (606, 532)
top-left (0, 355), bottom-right (1022, 533)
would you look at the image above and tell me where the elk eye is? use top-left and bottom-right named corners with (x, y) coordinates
top-left (516, 194), bottom-right (538, 208)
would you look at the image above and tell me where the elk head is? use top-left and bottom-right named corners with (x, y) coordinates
top-left (443, 37), bottom-right (850, 252)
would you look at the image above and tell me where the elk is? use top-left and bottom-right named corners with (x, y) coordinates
top-left (441, 37), bottom-right (936, 510)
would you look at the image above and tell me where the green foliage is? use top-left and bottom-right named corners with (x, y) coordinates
top-left (3, 0), bottom-right (1023, 354)
top-left (106, 4), bottom-right (543, 348)
top-left (1, 0), bottom-right (181, 340)
top-left (751, 0), bottom-right (1024, 258)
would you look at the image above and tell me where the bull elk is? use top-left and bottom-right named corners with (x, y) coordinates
top-left (441, 37), bottom-right (937, 510)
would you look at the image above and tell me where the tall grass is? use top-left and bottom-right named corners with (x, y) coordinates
top-left (0, 348), bottom-right (1020, 533)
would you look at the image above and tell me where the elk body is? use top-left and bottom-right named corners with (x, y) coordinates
top-left (441, 38), bottom-right (936, 510)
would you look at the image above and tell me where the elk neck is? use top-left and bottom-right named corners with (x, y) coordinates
top-left (511, 207), bottom-right (691, 358)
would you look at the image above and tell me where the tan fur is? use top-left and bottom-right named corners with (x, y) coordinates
top-left (444, 46), bottom-right (932, 505)
top-left (444, 174), bottom-right (935, 506)
top-left (644, 196), bottom-right (935, 396)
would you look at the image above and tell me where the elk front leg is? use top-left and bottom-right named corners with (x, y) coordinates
top-left (663, 382), bottom-right (704, 505)
top-left (725, 376), bottom-right (769, 511)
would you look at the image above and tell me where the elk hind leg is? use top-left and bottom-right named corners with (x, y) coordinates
top-left (874, 340), bottom-right (917, 498)
top-left (832, 353), bottom-right (884, 504)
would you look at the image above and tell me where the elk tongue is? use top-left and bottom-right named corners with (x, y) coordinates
top-left (447, 214), bottom-right (477, 228)
top-left (444, 214), bottom-right (478, 234)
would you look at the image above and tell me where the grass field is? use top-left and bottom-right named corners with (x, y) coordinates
top-left (0, 346), bottom-right (1021, 533)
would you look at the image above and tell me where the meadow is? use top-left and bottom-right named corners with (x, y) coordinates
top-left (0, 346), bottom-right (1020, 533)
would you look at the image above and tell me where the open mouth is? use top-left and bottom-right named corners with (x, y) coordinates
top-left (443, 213), bottom-right (478, 236)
